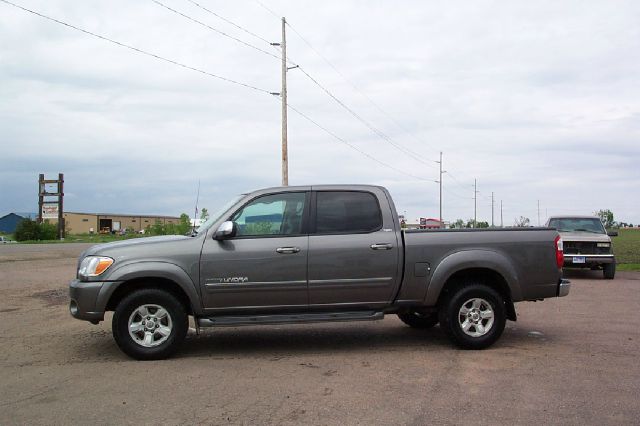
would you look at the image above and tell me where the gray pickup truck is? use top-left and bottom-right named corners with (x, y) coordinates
top-left (70, 185), bottom-right (569, 360)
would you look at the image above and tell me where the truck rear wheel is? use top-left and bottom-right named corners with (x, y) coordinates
top-left (397, 311), bottom-right (439, 329)
top-left (603, 263), bottom-right (616, 279)
top-left (112, 288), bottom-right (188, 360)
top-left (439, 284), bottom-right (506, 350)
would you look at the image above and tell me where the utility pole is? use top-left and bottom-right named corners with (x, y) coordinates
top-left (500, 200), bottom-right (503, 228)
top-left (491, 192), bottom-right (495, 227)
top-left (437, 151), bottom-right (443, 221)
top-left (473, 179), bottom-right (477, 228)
top-left (280, 17), bottom-right (288, 186)
top-left (537, 200), bottom-right (540, 226)
top-left (271, 18), bottom-right (299, 186)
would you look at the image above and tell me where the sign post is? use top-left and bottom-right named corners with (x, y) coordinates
top-left (38, 173), bottom-right (64, 239)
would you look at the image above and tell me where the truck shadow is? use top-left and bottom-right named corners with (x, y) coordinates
top-left (562, 269), bottom-right (605, 280)
top-left (173, 322), bottom-right (546, 359)
top-left (178, 324), bottom-right (450, 358)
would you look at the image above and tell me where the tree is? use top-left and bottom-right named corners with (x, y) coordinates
top-left (200, 208), bottom-right (209, 221)
top-left (450, 219), bottom-right (465, 229)
top-left (244, 222), bottom-right (273, 235)
top-left (14, 219), bottom-right (39, 241)
top-left (145, 214), bottom-right (192, 236)
top-left (39, 221), bottom-right (57, 240)
top-left (514, 216), bottom-right (530, 227)
top-left (177, 213), bottom-right (191, 235)
top-left (14, 219), bottom-right (57, 241)
top-left (465, 219), bottom-right (489, 228)
top-left (595, 209), bottom-right (615, 228)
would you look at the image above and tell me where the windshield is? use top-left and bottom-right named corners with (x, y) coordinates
top-left (194, 194), bottom-right (244, 234)
top-left (548, 218), bottom-right (606, 234)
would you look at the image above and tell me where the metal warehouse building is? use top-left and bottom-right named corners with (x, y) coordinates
top-left (60, 212), bottom-right (181, 234)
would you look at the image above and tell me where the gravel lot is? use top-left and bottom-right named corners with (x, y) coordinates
top-left (1, 243), bottom-right (639, 425)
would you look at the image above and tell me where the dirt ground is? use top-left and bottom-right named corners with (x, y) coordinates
top-left (1, 243), bottom-right (639, 425)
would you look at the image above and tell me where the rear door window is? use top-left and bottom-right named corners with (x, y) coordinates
top-left (315, 191), bottom-right (382, 234)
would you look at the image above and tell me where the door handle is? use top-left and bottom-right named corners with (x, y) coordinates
top-left (276, 247), bottom-right (301, 254)
top-left (370, 243), bottom-right (392, 250)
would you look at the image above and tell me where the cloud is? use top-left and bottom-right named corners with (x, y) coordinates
top-left (0, 0), bottom-right (639, 224)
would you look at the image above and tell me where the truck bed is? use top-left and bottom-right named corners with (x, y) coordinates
top-left (396, 227), bottom-right (562, 305)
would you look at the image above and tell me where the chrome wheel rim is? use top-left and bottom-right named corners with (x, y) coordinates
top-left (458, 298), bottom-right (494, 337)
top-left (128, 304), bottom-right (173, 347)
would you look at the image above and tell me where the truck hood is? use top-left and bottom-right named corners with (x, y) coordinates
top-left (557, 231), bottom-right (611, 243)
top-left (82, 235), bottom-right (192, 257)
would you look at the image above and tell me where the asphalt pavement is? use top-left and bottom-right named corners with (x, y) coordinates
top-left (1, 243), bottom-right (639, 425)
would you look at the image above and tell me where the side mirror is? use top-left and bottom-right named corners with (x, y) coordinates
top-left (607, 230), bottom-right (618, 237)
top-left (214, 221), bottom-right (237, 240)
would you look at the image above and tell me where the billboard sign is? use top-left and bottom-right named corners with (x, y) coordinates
top-left (42, 205), bottom-right (59, 219)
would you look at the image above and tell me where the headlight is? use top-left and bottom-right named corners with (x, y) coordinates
top-left (78, 256), bottom-right (114, 279)
top-left (597, 242), bottom-right (611, 248)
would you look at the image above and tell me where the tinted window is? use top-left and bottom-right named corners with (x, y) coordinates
top-left (231, 192), bottom-right (306, 237)
top-left (315, 191), bottom-right (382, 234)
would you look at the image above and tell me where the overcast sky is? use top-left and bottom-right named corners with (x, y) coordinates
top-left (1, 0), bottom-right (639, 225)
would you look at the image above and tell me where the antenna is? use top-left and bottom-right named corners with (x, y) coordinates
top-left (192, 180), bottom-right (201, 234)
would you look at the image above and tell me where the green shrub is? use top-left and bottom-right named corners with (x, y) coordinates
top-left (14, 219), bottom-right (58, 241)
top-left (39, 221), bottom-right (58, 240)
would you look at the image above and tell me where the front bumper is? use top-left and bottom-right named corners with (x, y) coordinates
top-left (563, 254), bottom-right (615, 267)
top-left (558, 279), bottom-right (571, 297)
top-left (69, 279), bottom-right (121, 323)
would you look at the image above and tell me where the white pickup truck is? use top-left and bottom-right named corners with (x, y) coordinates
top-left (546, 215), bottom-right (617, 279)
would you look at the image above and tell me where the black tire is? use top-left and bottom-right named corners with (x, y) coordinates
top-left (397, 311), bottom-right (439, 329)
top-left (438, 283), bottom-right (506, 350)
top-left (603, 263), bottom-right (616, 280)
top-left (112, 288), bottom-right (188, 360)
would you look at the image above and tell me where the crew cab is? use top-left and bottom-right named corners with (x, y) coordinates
top-left (546, 215), bottom-right (617, 279)
top-left (69, 185), bottom-right (568, 360)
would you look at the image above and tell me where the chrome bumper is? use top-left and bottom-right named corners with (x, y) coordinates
top-left (558, 279), bottom-right (571, 297)
top-left (563, 254), bottom-right (615, 264)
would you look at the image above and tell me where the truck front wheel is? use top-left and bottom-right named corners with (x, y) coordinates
top-left (439, 284), bottom-right (506, 350)
top-left (112, 288), bottom-right (188, 360)
top-left (603, 263), bottom-right (615, 280)
top-left (397, 311), bottom-right (439, 329)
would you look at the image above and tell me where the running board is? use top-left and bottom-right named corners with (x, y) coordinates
top-left (197, 310), bottom-right (384, 328)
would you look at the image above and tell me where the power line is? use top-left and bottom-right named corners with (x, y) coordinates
top-left (442, 183), bottom-right (473, 200)
top-left (185, 0), bottom-right (274, 46)
top-left (252, 3), bottom-right (480, 186)
top-left (286, 19), bottom-right (439, 164)
top-left (4, 0), bottom-right (442, 184)
top-left (0, 0), bottom-right (273, 94)
top-left (445, 170), bottom-right (476, 191)
top-left (251, 5), bottom-right (439, 169)
top-left (297, 65), bottom-right (439, 170)
top-left (287, 103), bottom-right (437, 183)
top-left (254, 0), bottom-right (280, 20)
top-left (150, 0), bottom-right (282, 61)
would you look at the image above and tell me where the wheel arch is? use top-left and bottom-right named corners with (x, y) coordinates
top-left (105, 277), bottom-right (195, 315)
top-left (99, 262), bottom-right (202, 316)
top-left (426, 250), bottom-right (520, 321)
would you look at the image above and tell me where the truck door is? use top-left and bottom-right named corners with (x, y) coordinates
top-left (307, 190), bottom-right (400, 308)
top-left (199, 191), bottom-right (310, 313)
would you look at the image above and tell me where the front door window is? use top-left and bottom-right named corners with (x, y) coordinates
top-left (231, 192), bottom-right (306, 237)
